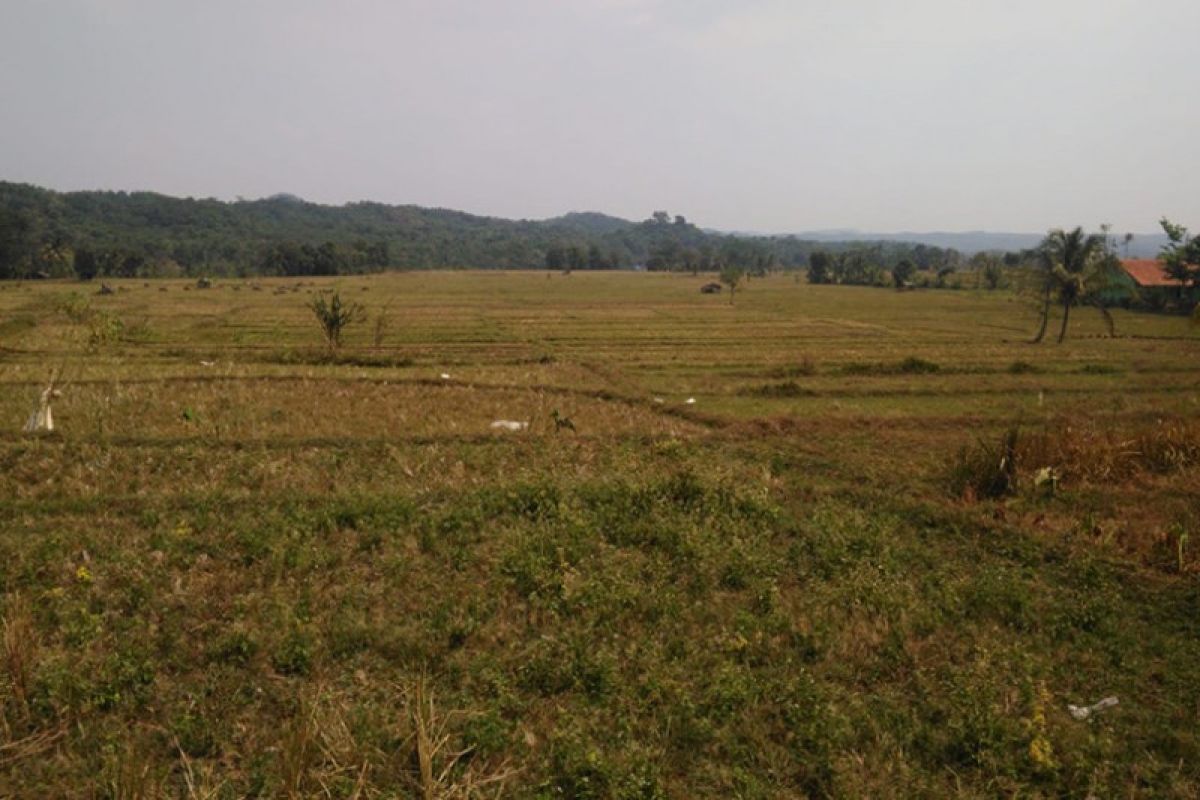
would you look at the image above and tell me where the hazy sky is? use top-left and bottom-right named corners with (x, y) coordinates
top-left (2, 0), bottom-right (1196, 233)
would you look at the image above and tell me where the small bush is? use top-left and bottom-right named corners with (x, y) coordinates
top-left (742, 381), bottom-right (815, 398)
top-left (842, 357), bottom-right (940, 375)
top-left (271, 630), bottom-right (313, 676)
top-left (1078, 363), bottom-right (1121, 375)
top-left (173, 710), bottom-right (219, 757)
top-left (1007, 360), bottom-right (1041, 374)
top-left (209, 630), bottom-right (257, 666)
top-left (260, 349), bottom-right (412, 368)
top-left (897, 356), bottom-right (941, 374)
top-left (948, 428), bottom-right (1019, 500)
top-left (767, 357), bottom-right (817, 378)
top-left (461, 709), bottom-right (511, 759)
top-left (308, 291), bottom-right (364, 353)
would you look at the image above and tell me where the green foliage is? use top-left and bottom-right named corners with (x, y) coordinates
top-left (0, 206), bottom-right (35, 279)
top-left (0, 181), bottom-right (965, 278)
top-left (982, 260), bottom-right (1005, 290)
top-left (209, 629), bottom-right (258, 666)
top-left (308, 290), bottom-right (364, 352)
top-left (896, 356), bottom-right (940, 374)
top-left (807, 250), bottom-right (833, 284)
top-left (1159, 217), bottom-right (1200, 288)
top-left (719, 264), bottom-right (745, 303)
top-left (742, 380), bottom-right (815, 397)
top-left (948, 427), bottom-right (1019, 499)
top-left (1007, 360), bottom-right (1041, 374)
top-left (841, 356), bottom-right (940, 375)
top-left (1078, 363), bottom-right (1121, 375)
top-left (271, 629), bottom-right (313, 676)
top-left (56, 292), bottom-right (126, 349)
top-left (1030, 227), bottom-right (1126, 343)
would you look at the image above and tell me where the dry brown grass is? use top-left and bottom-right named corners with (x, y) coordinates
top-left (1, 595), bottom-right (35, 725)
top-left (1018, 418), bottom-right (1200, 483)
top-left (402, 676), bottom-right (516, 799)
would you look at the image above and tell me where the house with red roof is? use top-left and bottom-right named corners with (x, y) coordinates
top-left (1116, 259), bottom-right (1190, 309)
top-left (1120, 259), bottom-right (1183, 289)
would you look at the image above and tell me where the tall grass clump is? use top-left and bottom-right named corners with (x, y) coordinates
top-left (948, 427), bottom-right (1019, 500)
top-left (951, 419), bottom-right (1200, 500)
top-left (842, 356), bottom-right (940, 376)
top-left (1019, 418), bottom-right (1200, 482)
top-left (742, 381), bottom-right (815, 398)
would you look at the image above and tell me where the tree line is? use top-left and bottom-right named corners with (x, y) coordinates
top-left (0, 181), bottom-right (965, 280)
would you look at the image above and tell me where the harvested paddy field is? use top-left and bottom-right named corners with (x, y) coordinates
top-left (2, 271), bottom-right (1198, 798)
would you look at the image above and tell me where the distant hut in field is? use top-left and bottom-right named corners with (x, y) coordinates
top-left (1117, 259), bottom-right (1187, 309)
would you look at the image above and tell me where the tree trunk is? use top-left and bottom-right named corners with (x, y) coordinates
top-left (1057, 299), bottom-right (1072, 343)
top-left (1031, 284), bottom-right (1051, 343)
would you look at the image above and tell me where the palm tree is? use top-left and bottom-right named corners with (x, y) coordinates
top-left (1031, 228), bottom-right (1108, 343)
top-left (1030, 248), bottom-right (1056, 343)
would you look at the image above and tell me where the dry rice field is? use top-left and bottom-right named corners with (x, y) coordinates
top-left (1, 271), bottom-right (1198, 798)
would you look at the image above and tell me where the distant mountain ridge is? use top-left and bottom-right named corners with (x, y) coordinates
top-left (1, 179), bottom-right (1168, 278)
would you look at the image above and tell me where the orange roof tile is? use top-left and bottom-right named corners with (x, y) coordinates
top-left (1121, 259), bottom-right (1182, 288)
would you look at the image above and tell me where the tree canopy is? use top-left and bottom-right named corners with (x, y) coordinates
top-left (0, 181), bottom-right (965, 281)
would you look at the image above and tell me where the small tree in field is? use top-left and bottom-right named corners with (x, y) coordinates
top-left (1159, 218), bottom-right (1200, 302)
top-left (982, 260), bottom-right (1005, 290)
top-left (807, 251), bottom-right (833, 284)
top-left (720, 264), bottom-right (745, 305)
top-left (309, 291), bottom-right (364, 353)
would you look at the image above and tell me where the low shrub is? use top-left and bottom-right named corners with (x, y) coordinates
top-left (271, 630), bottom-right (313, 676)
top-left (766, 357), bottom-right (817, 378)
top-left (1078, 363), bottom-right (1121, 375)
top-left (948, 428), bottom-right (1019, 500)
top-left (260, 350), bottom-right (414, 368)
top-left (741, 381), bottom-right (815, 398)
top-left (897, 356), bottom-right (941, 374)
top-left (842, 357), bottom-right (940, 375)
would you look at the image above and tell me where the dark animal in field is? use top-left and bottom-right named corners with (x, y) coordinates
top-left (700, 282), bottom-right (723, 294)
top-left (551, 409), bottom-right (576, 433)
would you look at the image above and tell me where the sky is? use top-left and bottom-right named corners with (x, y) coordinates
top-left (1, 0), bottom-right (1197, 233)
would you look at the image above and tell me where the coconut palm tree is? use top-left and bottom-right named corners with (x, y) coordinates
top-left (1031, 227), bottom-right (1110, 343)
top-left (1029, 248), bottom-right (1056, 344)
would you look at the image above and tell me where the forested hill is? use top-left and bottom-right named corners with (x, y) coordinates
top-left (0, 181), bottom-right (963, 279)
